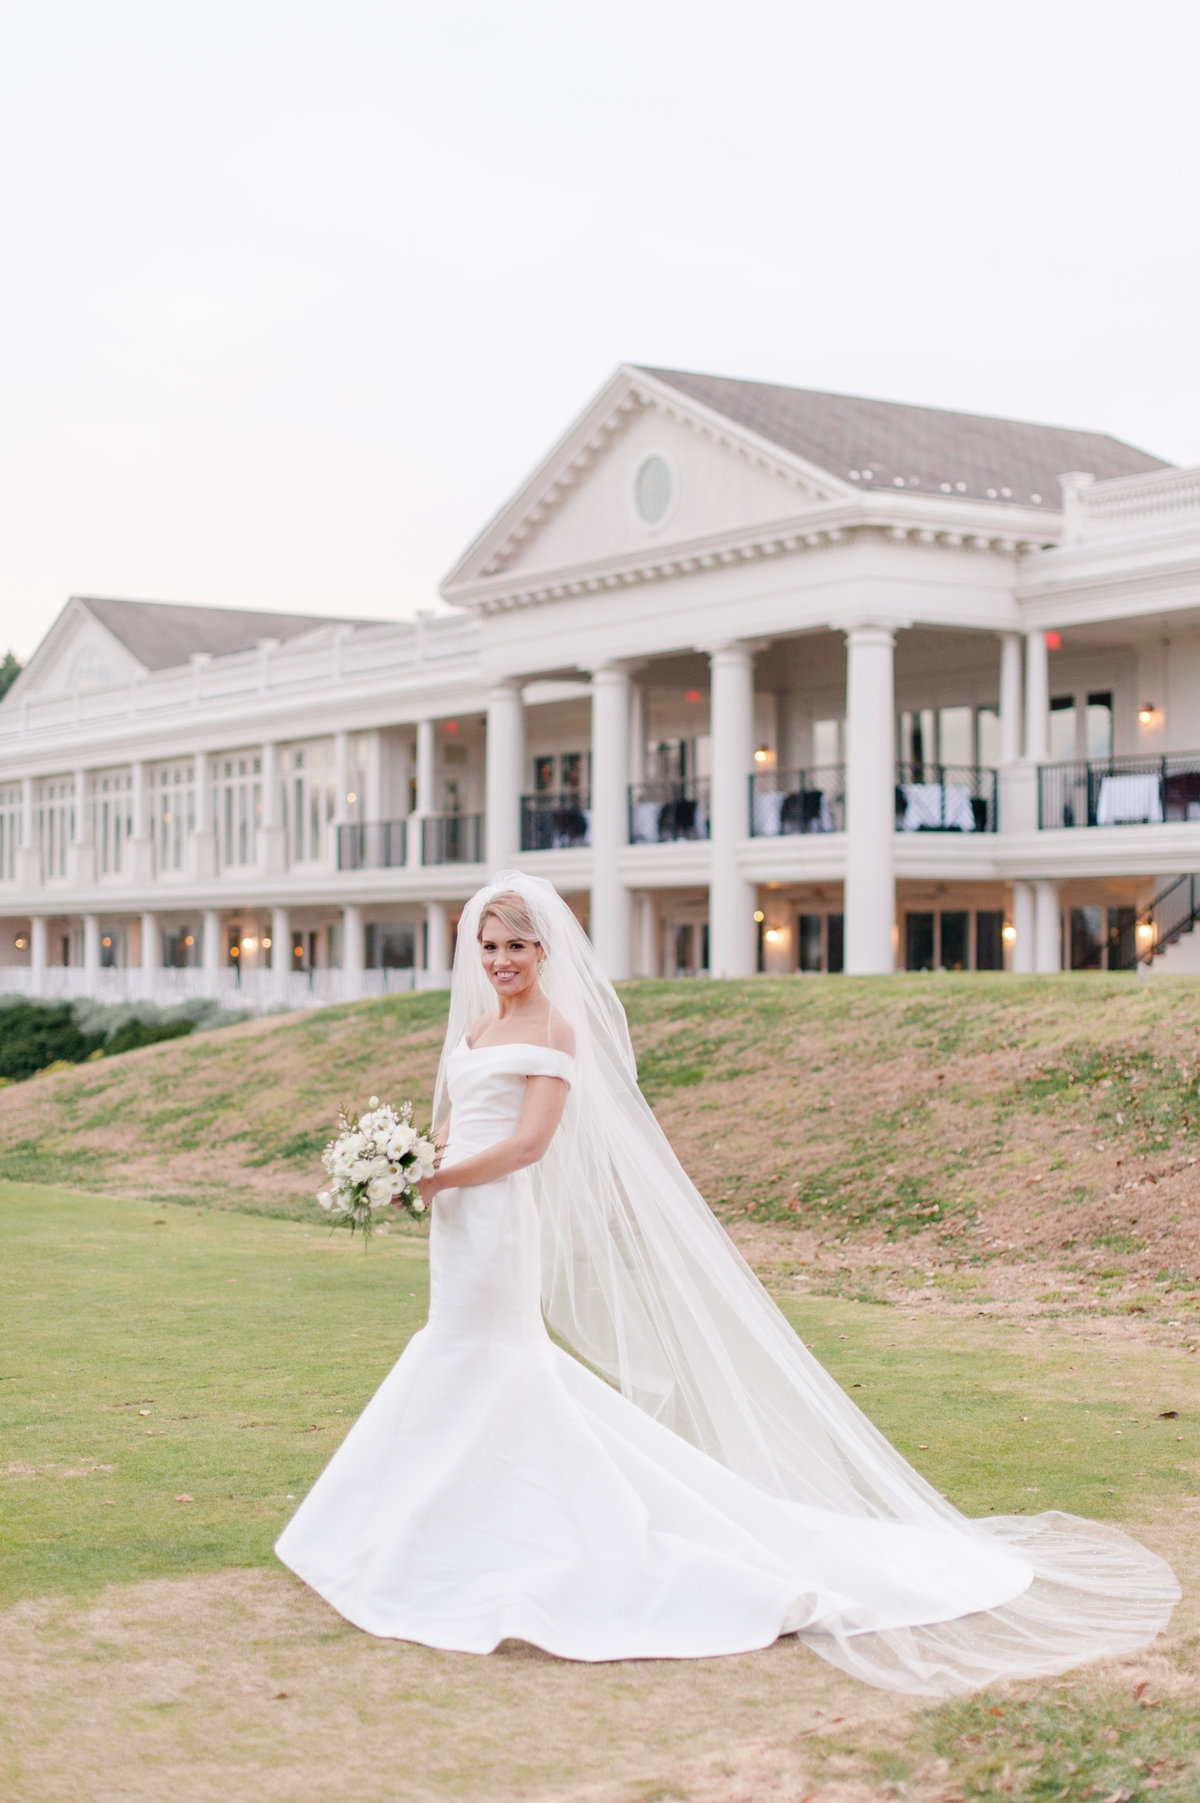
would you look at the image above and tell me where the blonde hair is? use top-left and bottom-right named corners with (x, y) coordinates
top-left (477, 889), bottom-right (543, 948)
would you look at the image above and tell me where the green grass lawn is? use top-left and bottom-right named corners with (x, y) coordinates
top-left (1, 1181), bottom-right (429, 1604)
top-left (5, 1178), bottom-right (1197, 1610)
top-left (6, 1178), bottom-right (1200, 1802)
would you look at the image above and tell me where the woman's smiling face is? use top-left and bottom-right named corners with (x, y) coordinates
top-left (478, 914), bottom-right (542, 1001)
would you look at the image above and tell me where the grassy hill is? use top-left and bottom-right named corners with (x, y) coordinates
top-left (2, 972), bottom-right (1199, 1319)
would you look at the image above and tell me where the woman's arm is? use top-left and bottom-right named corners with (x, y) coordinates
top-left (416, 1076), bottom-right (568, 1204)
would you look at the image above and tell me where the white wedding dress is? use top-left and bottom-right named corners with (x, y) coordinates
top-left (278, 1038), bottom-right (1039, 1661)
top-left (277, 870), bottom-right (1179, 1693)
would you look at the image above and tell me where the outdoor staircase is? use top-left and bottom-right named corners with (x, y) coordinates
top-left (1140, 873), bottom-right (1200, 964)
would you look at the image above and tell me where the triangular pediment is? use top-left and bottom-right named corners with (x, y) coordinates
top-left (7, 598), bottom-right (147, 703)
top-left (441, 365), bottom-right (854, 602)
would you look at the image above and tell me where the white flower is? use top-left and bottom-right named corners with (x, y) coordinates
top-left (316, 1190), bottom-right (334, 1211)
top-left (366, 1174), bottom-right (394, 1208)
top-left (369, 1095), bottom-right (379, 1108)
top-left (387, 1122), bottom-right (417, 1158)
top-left (411, 1140), bottom-right (437, 1179)
top-left (409, 1195), bottom-right (427, 1214)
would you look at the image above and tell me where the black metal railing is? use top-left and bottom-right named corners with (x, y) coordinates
top-left (421, 813), bottom-right (484, 865)
top-left (748, 767), bottom-right (845, 835)
top-left (895, 764), bottom-right (997, 832)
top-left (337, 819), bottom-right (407, 870)
top-left (1142, 873), bottom-right (1200, 961)
top-left (520, 791), bottom-right (591, 852)
top-left (628, 777), bottom-right (711, 844)
top-left (1038, 754), bottom-right (1200, 829)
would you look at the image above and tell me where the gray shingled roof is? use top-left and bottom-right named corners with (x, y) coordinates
top-left (638, 368), bottom-right (1171, 510)
top-left (78, 596), bottom-right (383, 671)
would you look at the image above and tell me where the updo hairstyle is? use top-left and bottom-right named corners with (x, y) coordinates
top-left (476, 890), bottom-right (544, 950)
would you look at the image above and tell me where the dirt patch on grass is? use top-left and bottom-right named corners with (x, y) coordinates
top-left (2, 1515), bottom-right (1197, 1803)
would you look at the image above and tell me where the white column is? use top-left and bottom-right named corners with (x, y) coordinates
top-left (191, 751), bottom-right (217, 878)
top-left (271, 905), bottom-right (292, 999)
top-left (844, 624), bottom-right (898, 975)
top-left (202, 908), bottom-right (222, 983)
top-left (589, 664), bottom-right (633, 981)
top-left (1011, 881), bottom-right (1034, 974)
top-left (140, 910), bottom-right (159, 976)
top-left (629, 680), bottom-right (648, 785)
top-left (1034, 879), bottom-right (1061, 972)
top-left (83, 913), bottom-right (101, 977)
top-left (999, 633), bottom-right (1023, 764)
top-left (68, 768), bottom-right (93, 886)
top-left (425, 898), bottom-right (450, 983)
top-left (259, 741), bottom-right (286, 874)
top-left (129, 760), bottom-right (154, 881)
top-left (635, 892), bottom-right (658, 978)
top-left (30, 915), bottom-right (47, 986)
top-left (16, 777), bottom-right (40, 887)
top-left (1024, 631), bottom-right (1049, 762)
top-left (342, 903), bottom-right (364, 995)
top-left (485, 681), bottom-right (525, 868)
top-left (414, 719), bottom-right (436, 867)
top-left (707, 642), bottom-right (758, 979)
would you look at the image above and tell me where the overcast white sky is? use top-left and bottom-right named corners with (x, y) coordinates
top-left (2, 0), bottom-right (1198, 661)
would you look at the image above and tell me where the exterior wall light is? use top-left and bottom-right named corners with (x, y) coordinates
top-left (1002, 924), bottom-right (1016, 942)
top-left (183, 935), bottom-right (194, 947)
top-left (764, 926), bottom-right (783, 944)
top-left (1137, 921), bottom-right (1155, 940)
top-left (101, 936), bottom-right (112, 948)
top-left (753, 746), bottom-right (770, 765)
top-left (14, 935), bottom-right (27, 949)
top-left (262, 936), bottom-right (272, 950)
top-left (293, 944), bottom-right (304, 958)
top-left (753, 909), bottom-right (765, 923)
top-left (1138, 704), bottom-right (1156, 726)
top-left (242, 936), bottom-right (257, 951)
top-left (230, 945), bottom-right (240, 958)
top-left (346, 792), bottom-right (357, 804)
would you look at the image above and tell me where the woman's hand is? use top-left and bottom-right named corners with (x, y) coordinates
top-left (415, 1170), bottom-right (445, 1210)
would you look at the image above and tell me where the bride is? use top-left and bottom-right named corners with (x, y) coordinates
top-left (276, 872), bottom-right (1179, 1694)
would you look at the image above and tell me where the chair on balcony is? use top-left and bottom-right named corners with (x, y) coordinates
top-left (658, 797), bottom-right (698, 840)
top-left (780, 788), bottom-right (830, 834)
top-left (1163, 771), bottom-right (1200, 821)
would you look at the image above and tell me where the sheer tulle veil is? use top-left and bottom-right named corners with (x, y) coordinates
top-left (433, 871), bottom-right (1178, 1694)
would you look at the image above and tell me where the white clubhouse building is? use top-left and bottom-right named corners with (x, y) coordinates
top-left (3, 363), bottom-right (1200, 1007)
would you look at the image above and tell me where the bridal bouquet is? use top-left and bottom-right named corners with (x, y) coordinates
top-left (317, 1097), bottom-right (438, 1242)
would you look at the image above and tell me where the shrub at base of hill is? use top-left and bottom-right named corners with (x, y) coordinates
top-left (0, 1002), bottom-right (103, 1081)
top-left (0, 995), bottom-right (248, 1083)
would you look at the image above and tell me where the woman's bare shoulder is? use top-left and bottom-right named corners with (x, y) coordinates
top-left (465, 1011), bottom-right (497, 1048)
top-left (547, 1011), bottom-right (577, 1058)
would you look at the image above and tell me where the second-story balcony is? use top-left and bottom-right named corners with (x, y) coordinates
top-left (521, 791), bottom-right (592, 852)
top-left (337, 819), bottom-right (408, 870)
top-left (749, 767), bottom-right (845, 835)
top-left (1039, 754), bottom-right (1200, 829)
top-left (629, 777), bottom-right (711, 844)
top-left (895, 764), bottom-right (997, 833)
top-left (422, 813), bottom-right (485, 865)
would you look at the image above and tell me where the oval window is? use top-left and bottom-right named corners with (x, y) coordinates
top-left (634, 455), bottom-right (672, 525)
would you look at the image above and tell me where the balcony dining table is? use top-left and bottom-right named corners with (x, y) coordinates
top-left (1095, 774), bottom-right (1164, 826)
top-left (899, 782), bottom-right (976, 832)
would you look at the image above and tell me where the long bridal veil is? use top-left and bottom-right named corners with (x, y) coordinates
top-left (433, 872), bottom-right (1178, 1694)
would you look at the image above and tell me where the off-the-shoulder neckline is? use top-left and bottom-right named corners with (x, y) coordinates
top-left (459, 1033), bottom-right (574, 1059)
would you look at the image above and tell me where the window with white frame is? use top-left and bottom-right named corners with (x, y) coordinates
top-left (286, 742), bottom-right (335, 864)
top-left (149, 761), bottom-right (196, 873)
top-left (90, 770), bottom-right (133, 876)
top-left (214, 752), bottom-right (262, 868)
top-left (38, 778), bottom-right (74, 880)
top-left (0, 784), bottom-right (20, 881)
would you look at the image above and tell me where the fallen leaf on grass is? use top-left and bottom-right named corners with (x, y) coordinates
top-left (174, 1493), bottom-right (194, 1503)
top-left (1158, 1409), bottom-right (1179, 1419)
